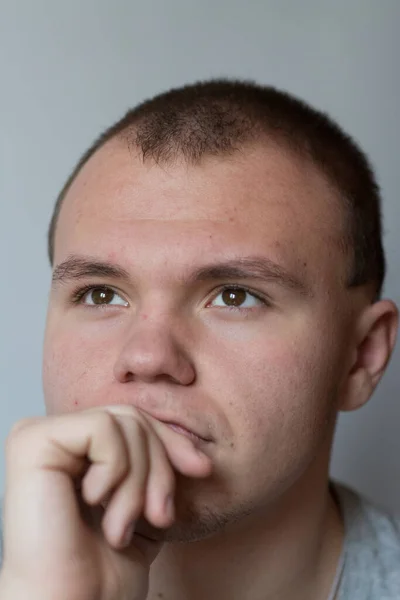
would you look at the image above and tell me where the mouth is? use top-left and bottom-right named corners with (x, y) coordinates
top-left (163, 421), bottom-right (211, 444)
top-left (139, 408), bottom-right (214, 444)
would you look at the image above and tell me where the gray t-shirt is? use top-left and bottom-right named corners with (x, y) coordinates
top-left (331, 480), bottom-right (400, 599)
top-left (0, 480), bottom-right (399, 597)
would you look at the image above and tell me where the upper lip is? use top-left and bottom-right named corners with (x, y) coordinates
top-left (139, 408), bottom-right (213, 442)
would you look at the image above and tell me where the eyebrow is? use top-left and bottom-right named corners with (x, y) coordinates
top-left (52, 254), bottom-right (311, 296)
top-left (52, 256), bottom-right (131, 286)
top-left (189, 257), bottom-right (310, 295)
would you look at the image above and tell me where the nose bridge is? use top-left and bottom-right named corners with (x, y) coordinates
top-left (128, 314), bottom-right (175, 356)
top-left (113, 309), bottom-right (196, 385)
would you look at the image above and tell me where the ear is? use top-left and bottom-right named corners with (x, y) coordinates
top-left (338, 299), bottom-right (398, 412)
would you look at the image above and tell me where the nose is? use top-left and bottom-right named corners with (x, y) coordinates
top-left (113, 318), bottom-right (196, 385)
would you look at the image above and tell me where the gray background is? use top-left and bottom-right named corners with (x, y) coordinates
top-left (1, 0), bottom-right (399, 510)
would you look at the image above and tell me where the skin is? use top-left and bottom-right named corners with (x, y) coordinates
top-left (3, 137), bottom-right (397, 600)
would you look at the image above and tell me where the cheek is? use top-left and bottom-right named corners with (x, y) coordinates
top-left (42, 326), bottom-right (114, 414)
top-left (203, 323), bottom-right (338, 466)
top-left (203, 333), bottom-right (339, 507)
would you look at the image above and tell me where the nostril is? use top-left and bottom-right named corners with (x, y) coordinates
top-left (123, 371), bottom-right (135, 383)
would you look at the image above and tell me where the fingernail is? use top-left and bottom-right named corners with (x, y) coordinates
top-left (121, 521), bottom-right (135, 547)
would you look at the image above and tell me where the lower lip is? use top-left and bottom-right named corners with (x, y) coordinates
top-left (165, 422), bottom-right (207, 443)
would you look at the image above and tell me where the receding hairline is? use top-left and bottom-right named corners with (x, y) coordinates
top-left (57, 128), bottom-right (347, 215)
top-left (47, 78), bottom-right (385, 301)
top-left (54, 131), bottom-right (352, 274)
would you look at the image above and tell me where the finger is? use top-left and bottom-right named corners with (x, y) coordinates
top-left (98, 405), bottom-right (212, 478)
top-left (100, 415), bottom-right (150, 548)
top-left (144, 416), bottom-right (213, 478)
top-left (2, 412), bottom-right (132, 561)
top-left (43, 410), bottom-right (130, 505)
top-left (143, 429), bottom-right (176, 529)
top-left (101, 414), bottom-right (177, 546)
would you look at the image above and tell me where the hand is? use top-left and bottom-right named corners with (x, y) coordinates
top-left (0, 405), bottom-right (212, 600)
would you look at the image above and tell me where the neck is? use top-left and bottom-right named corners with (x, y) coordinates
top-left (147, 439), bottom-right (344, 600)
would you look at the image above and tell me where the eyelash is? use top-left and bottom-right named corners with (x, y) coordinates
top-left (69, 283), bottom-right (270, 310)
top-left (70, 284), bottom-right (118, 305)
top-left (208, 284), bottom-right (269, 310)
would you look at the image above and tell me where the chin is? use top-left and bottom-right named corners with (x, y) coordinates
top-left (136, 482), bottom-right (254, 544)
top-left (136, 511), bottom-right (238, 544)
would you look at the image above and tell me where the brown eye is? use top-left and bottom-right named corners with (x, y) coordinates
top-left (210, 287), bottom-right (263, 309)
top-left (81, 287), bottom-right (128, 307)
top-left (91, 288), bottom-right (115, 304)
top-left (221, 288), bottom-right (247, 307)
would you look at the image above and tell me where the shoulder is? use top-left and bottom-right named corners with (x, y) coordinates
top-left (331, 480), bottom-right (400, 599)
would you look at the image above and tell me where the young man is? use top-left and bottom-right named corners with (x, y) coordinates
top-left (0, 79), bottom-right (399, 600)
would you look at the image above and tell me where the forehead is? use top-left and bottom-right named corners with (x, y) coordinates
top-left (55, 139), bottom-right (345, 283)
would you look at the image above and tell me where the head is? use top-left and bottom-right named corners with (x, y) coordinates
top-left (43, 79), bottom-right (398, 542)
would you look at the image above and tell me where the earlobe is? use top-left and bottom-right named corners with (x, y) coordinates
top-left (338, 299), bottom-right (398, 412)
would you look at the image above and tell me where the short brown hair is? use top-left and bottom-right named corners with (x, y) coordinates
top-left (48, 78), bottom-right (385, 299)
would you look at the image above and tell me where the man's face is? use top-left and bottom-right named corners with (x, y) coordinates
top-left (43, 139), bottom-right (355, 541)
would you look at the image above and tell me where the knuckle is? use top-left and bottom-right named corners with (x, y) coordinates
top-left (5, 418), bottom-right (44, 466)
top-left (9, 417), bottom-right (34, 437)
top-left (6, 418), bottom-right (37, 451)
